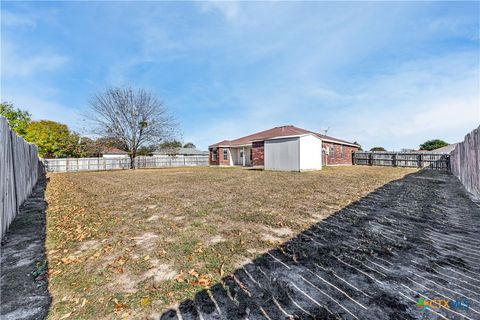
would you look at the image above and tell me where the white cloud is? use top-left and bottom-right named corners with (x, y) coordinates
top-left (1, 10), bottom-right (36, 28)
top-left (198, 1), bottom-right (240, 21)
top-left (1, 40), bottom-right (68, 77)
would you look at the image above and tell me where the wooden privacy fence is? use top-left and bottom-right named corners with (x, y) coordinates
top-left (1, 116), bottom-right (40, 239)
top-left (353, 152), bottom-right (450, 170)
top-left (44, 155), bottom-right (209, 172)
top-left (450, 126), bottom-right (479, 199)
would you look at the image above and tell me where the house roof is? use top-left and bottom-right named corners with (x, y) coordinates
top-left (152, 147), bottom-right (208, 155)
top-left (209, 125), bottom-right (359, 148)
top-left (102, 147), bottom-right (128, 154)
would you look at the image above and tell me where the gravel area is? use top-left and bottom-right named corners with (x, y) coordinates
top-left (160, 170), bottom-right (480, 320)
top-left (1, 175), bottom-right (51, 320)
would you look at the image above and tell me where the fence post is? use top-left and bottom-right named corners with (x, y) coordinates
top-left (392, 153), bottom-right (397, 167)
top-left (418, 154), bottom-right (422, 168)
top-left (368, 153), bottom-right (373, 166)
top-left (66, 158), bottom-right (69, 172)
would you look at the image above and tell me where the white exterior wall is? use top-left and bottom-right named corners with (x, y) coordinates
top-left (299, 135), bottom-right (322, 171)
top-left (264, 137), bottom-right (300, 171)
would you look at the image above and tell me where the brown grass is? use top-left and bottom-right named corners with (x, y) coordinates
top-left (44, 166), bottom-right (416, 319)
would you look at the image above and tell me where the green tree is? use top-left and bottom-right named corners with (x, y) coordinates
top-left (183, 142), bottom-right (196, 148)
top-left (353, 141), bottom-right (362, 151)
top-left (0, 102), bottom-right (31, 136)
top-left (24, 120), bottom-right (79, 158)
top-left (420, 139), bottom-right (448, 151)
top-left (160, 140), bottom-right (182, 149)
top-left (136, 144), bottom-right (157, 156)
top-left (370, 147), bottom-right (386, 152)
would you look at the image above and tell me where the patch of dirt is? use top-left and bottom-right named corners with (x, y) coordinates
top-left (110, 260), bottom-right (176, 293)
top-left (132, 232), bottom-right (159, 251)
top-left (110, 273), bottom-right (137, 293)
top-left (206, 235), bottom-right (226, 245)
top-left (78, 239), bottom-right (101, 251)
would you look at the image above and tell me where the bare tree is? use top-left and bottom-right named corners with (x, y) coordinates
top-left (88, 87), bottom-right (176, 168)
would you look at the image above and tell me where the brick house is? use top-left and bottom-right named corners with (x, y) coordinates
top-left (209, 125), bottom-right (359, 171)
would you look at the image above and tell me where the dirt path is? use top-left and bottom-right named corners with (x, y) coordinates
top-left (0, 175), bottom-right (51, 320)
top-left (160, 170), bottom-right (480, 319)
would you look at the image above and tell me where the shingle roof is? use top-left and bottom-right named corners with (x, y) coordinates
top-left (209, 125), bottom-right (359, 148)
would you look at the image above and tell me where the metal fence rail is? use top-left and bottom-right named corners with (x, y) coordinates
top-left (44, 155), bottom-right (209, 172)
top-left (353, 152), bottom-right (450, 170)
top-left (1, 116), bottom-right (40, 239)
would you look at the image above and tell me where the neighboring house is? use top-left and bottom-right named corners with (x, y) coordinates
top-left (430, 143), bottom-right (459, 154)
top-left (151, 147), bottom-right (208, 156)
top-left (102, 147), bottom-right (129, 158)
top-left (209, 125), bottom-right (359, 171)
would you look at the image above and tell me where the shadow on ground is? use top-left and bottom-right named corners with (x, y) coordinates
top-left (160, 170), bottom-right (480, 320)
top-left (1, 173), bottom-right (51, 320)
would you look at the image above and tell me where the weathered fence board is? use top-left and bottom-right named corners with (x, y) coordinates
top-left (353, 151), bottom-right (449, 170)
top-left (1, 116), bottom-right (40, 239)
top-left (44, 155), bottom-right (209, 172)
top-left (450, 126), bottom-right (479, 199)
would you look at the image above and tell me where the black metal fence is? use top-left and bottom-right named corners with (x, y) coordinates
top-left (353, 152), bottom-right (450, 171)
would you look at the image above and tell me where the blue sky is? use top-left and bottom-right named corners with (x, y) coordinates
top-left (1, 1), bottom-right (479, 150)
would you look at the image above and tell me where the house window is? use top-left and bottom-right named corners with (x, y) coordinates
top-left (340, 145), bottom-right (344, 159)
top-left (330, 145), bottom-right (335, 158)
top-left (223, 148), bottom-right (228, 160)
top-left (240, 150), bottom-right (244, 158)
top-left (212, 149), bottom-right (217, 161)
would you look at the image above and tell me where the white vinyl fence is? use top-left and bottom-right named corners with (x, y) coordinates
top-left (43, 157), bottom-right (131, 172)
top-left (450, 126), bottom-right (479, 199)
top-left (44, 155), bottom-right (209, 172)
top-left (135, 155), bottom-right (208, 168)
top-left (1, 116), bottom-right (40, 239)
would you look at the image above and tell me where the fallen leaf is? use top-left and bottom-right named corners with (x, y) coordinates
top-left (188, 268), bottom-right (199, 278)
top-left (219, 262), bottom-right (225, 277)
top-left (197, 274), bottom-right (213, 288)
top-left (174, 271), bottom-right (185, 283)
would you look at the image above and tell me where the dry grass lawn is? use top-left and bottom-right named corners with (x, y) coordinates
top-left (45, 166), bottom-right (416, 319)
